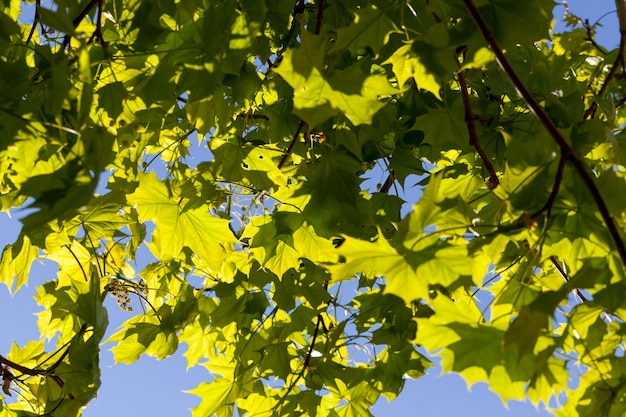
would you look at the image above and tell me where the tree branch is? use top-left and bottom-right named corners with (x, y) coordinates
top-left (533, 151), bottom-right (568, 220)
top-left (583, 38), bottom-right (624, 120)
top-left (462, 0), bottom-right (626, 268)
top-left (278, 120), bottom-right (306, 169)
top-left (315, 0), bottom-right (325, 35)
top-left (25, 0), bottom-right (41, 44)
top-left (456, 49), bottom-right (499, 189)
top-left (583, 0), bottom-right (626, 118)
top-left (276, 0), bottom-right (324, 171)
top-left (62, 0), bottom-right (100, 48)
top-left (582, 19), bottom-right (608, 56)
top-left (550, 256), bottom-right (588, 303)
top-left (0, 356), bottom-right (41, 377)
top-left (87, 0), bottom-right (105, 45)
top-left (379, 169), bottom-right (395, 194)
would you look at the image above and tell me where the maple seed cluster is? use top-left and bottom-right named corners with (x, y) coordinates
top-left (105, 278), bottom-right (147, 312)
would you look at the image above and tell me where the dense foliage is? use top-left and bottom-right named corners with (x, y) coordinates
top-left (1, 0), bottom-right (626, 415)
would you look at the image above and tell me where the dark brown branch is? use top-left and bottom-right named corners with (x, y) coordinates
top-left (274, 280), bottom-right (329, 414)
top-left (315, 0), bottom-right (325, 35)
top-left (616, 92), bottom-right (626, 110)
top-left (71, 0), bottom-right (100, 28)
top-left (550, 256), bottom-right (588, 303)
top-left (456, 49), bottom-right (499, 189)
top-left (462, 0), bottom-right (626, 268)
top-left (47, 324), bottom-right (90, 373)
top-left (533, 152), bottom-right (568, 220)
top-left (25, 0), bottom-right (41, 44)
top-left (582, 19), bottom-right (608, 55)
top-left (379, 170), bottom-right (395, 194)
top-left (0, 356), bottom-right (41, 377)
top-left (302, 279), bottom-right (328, 370)
top-left (0, 325), bottom-right (89, 401)
top-left (237, 114), bottom-right (269, 120)
top-left (278, 120), bottom-right (306, 169)
top-left (551, 256), bottom-right (625, 323)
top-left (275, 0), bottom-right (322, 173)
top-left (62, 0), bottom-right (100, 48)
top-left (302, 315), bottom-right (323, 370)
top-left (617, 0), bottom-right (626, 37)
top-left (583, 38), bottom-right (624, 120)
top-left (87, 0), bottom-right (105, 45)
top-left (583, 0), bottom-right (626, 118)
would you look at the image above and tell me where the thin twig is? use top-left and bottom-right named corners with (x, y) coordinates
top-left (25, 0), bottom-right (41, 44)
top-left (142, 128), bottom-right (197, 172)
top-left (462, 0), bottom-right (626, 268)
top-left (550, 256), bottom-right (588, 302)
top-left (0, 325), bottom-right (89, 401)
top-left (456, 48), bottom-right (499, 189)
top-left (62, 0), bottom-right (100, 48)
top-left (274, 280), bottom-right (329, 414)
top-left (236, 114), bottom-right (269, 121)
top-left (81, 225), bottom-right (103, 278)
top-left (276, 0), bottom-right (324, 171)
top-left (303, 314), bottom-right (324, 370)
top-left (551, 256), bottom-right (626, 325)
top-left (582, 19), bottom-right (608, 55)
top-left (583, 38), bottom-right (624, 119)
top-left (278, 120), bottom-right (306, 169)
top-left (532, 152), bottom-right (568, 220)
top-left (583, 0), bottom-right (626, 118)
top-left (87, 0), bottom-right (105, 45)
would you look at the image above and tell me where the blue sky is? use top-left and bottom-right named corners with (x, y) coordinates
top-left (0, 1), bottom-right (620, 416)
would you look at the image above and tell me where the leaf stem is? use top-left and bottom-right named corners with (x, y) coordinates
top-left (142, 128), bottom-right (197, 172)
top-left (462, 0), bottom-right (626, 268)
top-left (64, 243), bottom-right (89, 281)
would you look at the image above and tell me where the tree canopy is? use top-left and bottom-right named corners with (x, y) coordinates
top-left (1, 0), bottom-right (626, 415)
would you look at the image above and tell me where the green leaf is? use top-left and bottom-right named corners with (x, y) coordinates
top-left (128, 172), bottom-right (236, 266)
top-left (331, 5), bottom-right (398, 56)
top-left (384, 43), bottom-right (441, 98)
top-left (107, 319), bottom-right (178, 363)
top-left (331, 230), bottom-right (471, 303)
top-left (275, 31), bottom-right (397, 127)
top-left (189, 378), bottom-right (238, 417)
top-left (2, 1), bottom-right (626, 415)
top-left (38, 7), bottom-right (76, 35)
top-left (0, 234), bottom-right (38, 293)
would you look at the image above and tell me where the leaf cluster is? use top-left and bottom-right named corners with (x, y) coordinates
top-left (0, 0), bottom-right (626, 416)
